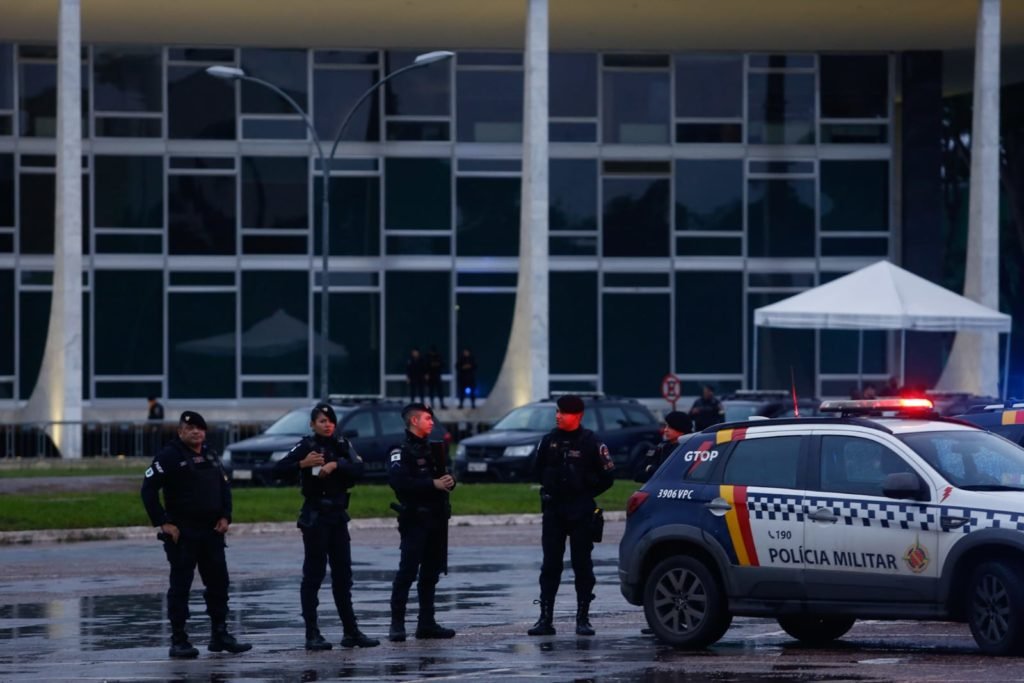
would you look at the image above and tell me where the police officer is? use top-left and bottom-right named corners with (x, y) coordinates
top-left (272, 403), bottom-right (379, 651)
top-left (141, 411), bottom-right (251, 659)
top-left (634, 411), bottom-right (692, 483)
top-left (388, 402), bottom-right (456, 642)
top-left (528, 395), bottom-right (615, 637)
top-left (690, 383), bottom-right (725, 431)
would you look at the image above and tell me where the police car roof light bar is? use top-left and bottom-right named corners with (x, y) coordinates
top-left (819, 397), bottom-right (934, 416)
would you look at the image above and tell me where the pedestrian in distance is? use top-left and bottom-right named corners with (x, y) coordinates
top-left (140, 411), bottom-right (252, 659)
top-left (406, 348), bottom-right (427, 403)
top-left (426, 345), bottom-right (447, 410)
top-left (634, 410), bottom-right (692, 483)
top-left (388, 402), bottom-right (457, 642)
top-left (528, 395), bottom-right (615, 637)
top-left (690, 383), bottom-right (725, 431)
top-left (147, 395), bottom-right (164, 421)
top-left (456, 348), bottom-right (477, 409)
top-left (271, 403), bottom-right (380, 651)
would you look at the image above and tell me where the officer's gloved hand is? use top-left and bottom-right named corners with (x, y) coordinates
top-left (540, 487), bottom-right (553, 503)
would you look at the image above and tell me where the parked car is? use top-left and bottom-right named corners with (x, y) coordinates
top-left (221, 399), bottom-right (450, 485)
top-left (953, 401), bottom-right (1024, 446)
top-left (453, 395), bottom-right (662, 481)
top-left (620, 397), bottom-right (1024, 655)
top-left (720, 390), bottom-right (823, 423)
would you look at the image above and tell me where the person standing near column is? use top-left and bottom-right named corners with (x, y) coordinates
top-left (272, 403), bottom-right (380, 651)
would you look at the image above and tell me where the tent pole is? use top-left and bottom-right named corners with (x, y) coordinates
top-left (858, 330), bottom-right (864, 393)
top-left (900, 329), bottom-right (906, 390)
top-left (753, 325), bottom-right (759, 391)
top-left (1003, 329), bottom-right (1012, 402)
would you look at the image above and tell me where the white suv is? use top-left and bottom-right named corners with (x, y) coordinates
top-left (618, 398), bottom-right (1024, 655)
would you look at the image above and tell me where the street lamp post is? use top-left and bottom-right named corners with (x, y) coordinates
top-left (207, 51), bottom-right (453, 400)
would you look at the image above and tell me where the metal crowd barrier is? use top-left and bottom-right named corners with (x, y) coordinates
top-left (0, 421), bottom-right (268, 459)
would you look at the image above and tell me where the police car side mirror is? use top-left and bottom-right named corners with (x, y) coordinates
top-left (882, 472), bottom-right (928, 501)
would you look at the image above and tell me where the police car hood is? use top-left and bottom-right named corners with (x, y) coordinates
top-left (460, 429), bottom-right (543, 447)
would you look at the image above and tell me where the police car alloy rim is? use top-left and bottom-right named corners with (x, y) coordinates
top-left (970, 565), bottom-right (1015, 651)
top-left (653, 566), bottom-right (706, 633)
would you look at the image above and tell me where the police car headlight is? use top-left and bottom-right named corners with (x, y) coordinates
top-left (221, 449), bottom-right (232, 466)
top-left (269, 450), bottom-right (290, 462)
top-left (504, 445), bottom-right (535, 458)
top-left (455, 444), bottom-right (466, 462)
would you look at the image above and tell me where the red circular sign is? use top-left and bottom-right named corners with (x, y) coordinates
top-left (661, 373), bottom-right (681, 402)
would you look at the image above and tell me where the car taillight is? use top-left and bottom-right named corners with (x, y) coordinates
top-left (626, 491), bottom-right (650, 518)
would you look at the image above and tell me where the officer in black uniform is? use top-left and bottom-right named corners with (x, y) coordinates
top-left (634, 410), bottom-right (692, 483)
top-left (528, 395), bottom-right (615, 637)
top-left (387, 402), bottom-right (456, 642)
top-left (690, 383), bottom-right (725, 431)
top-left (141, 411), bottom-right (252, 659)
top-left (272, 403), bottom-right (379, 651)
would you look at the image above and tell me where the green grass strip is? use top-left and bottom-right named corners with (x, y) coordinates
top-left (0, 481), bottom-right (640, 532)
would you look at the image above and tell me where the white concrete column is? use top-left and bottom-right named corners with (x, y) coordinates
top-left (483, 0), bottom-right (550, 418)
top-left (937, 0), bottom-right (1001, 397)
top-left (22, 0), bottom-right (84, 457)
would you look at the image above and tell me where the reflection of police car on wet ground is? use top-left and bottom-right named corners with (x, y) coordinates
top-left (619, 397), bottom-right (1024, 655)
top-left (221, 399), bottom-right (449, 484)
top-left (453, 395), bottom-right (661, 481)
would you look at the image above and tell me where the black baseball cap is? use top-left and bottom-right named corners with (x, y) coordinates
top-left (311, 403), bottom-right (338, 424)
top-left (179, 410), bottom-right (208, 430)
top-left (664, 411), bottom-right (692, 433)
top-left (556, 394), bottom-right (585, 414)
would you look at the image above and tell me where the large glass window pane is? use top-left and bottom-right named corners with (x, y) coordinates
top-left (602, 71), bottom-right (670, 144)
top-left (241, 271), bottom-right (307, 375)
top-left (95, 156), bottom-right (162, 228)
top-left (19, 172), bottom-right (54, 254)
top-left (675, 160), bottom-right (743, 231)
top-left (676, 271), bottom-right (743, 373)
top-left (169, 175), bottom-right (236, 254)
top-left (0, 44), bottom-right (12, 110)
top-left (19, 62), bottom-right (56, 136)
top-left (0, 270), bottom-right (12, 376)
top-left (456, 177), bottom-right (520, 256)
top-left (385, 51), bottom-right (450, 116)
top-left (747, 178), bottom-right (815, 257)
top-left (0, 154), bottom-right (12, 226)
top-left (820, 55), bottom-right (888, 119)
top-left (168, 65), bottom-right (235, 139)
top-left (674, 54), bottom-right (742, 118)
top-left (94, 270), bottom-right (163, 374)
top-left (93, 47), bottom-right (161, 112)
top-left (750, 292), bottom-right (814, 394)
top-left (313, 175), bottom-right (380, 256)
top-left (19, 291), bottom-right (49, 399)
top-left (602, 177), bottom-right (669, 257)
top-left (315, 291), bottom-right (380, 396)
top-left (603, 294), bottom-right (669, 396)
top-left (550, 53), bottom-right (596, 118)
top-left (456, 292), bottom-right (513, 398)
top-left (169, 292), bottom-right (235, 398)
top-left (385, 271), bottom-right (450, 376)
top-left (242, 156), bottom-right (308, 229)
top-left (747, 72), bottom-right (815, 144)
top-left (456, 70), bottom-right (523, 142)
top-left (821, 330), bottom-right (886, 374)
top-left (241, 48), bottom-right (308, 114)
top-left (820, 160), bottom-right (889, 231)
top-left (314, 68), bottom-right (379, 142)
top-left (385, 158), bottom-right (451, 230)
top-left (550, 159), bottom-right (597, 231)
top-left (550, 272), bottom-right (597, 374)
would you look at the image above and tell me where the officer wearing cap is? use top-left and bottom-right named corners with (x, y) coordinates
top-left (387, 402), bottom-right (456, 642)
top-left (141, 411), bottom-right (251, 659)
top-left (634, 411), bottom-right (692, 483)
top-left (528, 395), bottom-right (615, 637)
top-left (271, 403), bottom-right (379, 651)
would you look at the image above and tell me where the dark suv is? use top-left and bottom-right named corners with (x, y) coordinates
top-left (453, 395), bottom-right (661, 481)
top-left (221, 399), bottom-right (449, 485)
top-left (619, 397), bottom-right (1024, 655)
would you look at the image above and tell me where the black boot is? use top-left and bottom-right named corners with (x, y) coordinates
top-left (209, 622), bottom-right (253, 653)
top-left (575, 595), bottom-right (595, 636)
top-left (169, 627), bottom-right (199, 659)
top-left (305, 625), bottom-right (333, 651)
top-left (338, 598), bottom-right (380, 648)
top-left (389, 605), bottom-right (407, 642)
top-left (341, 629), bottom-right (380, 648)
top-left (415, 583), bottom-right (455, 639)
top-left (527, 599), bottom-right (556, 636)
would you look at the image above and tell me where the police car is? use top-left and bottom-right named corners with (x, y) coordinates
top-left (618, 398), bottom-right (1024, 655)
top-left (953, 401), bottom-right (1024, 447)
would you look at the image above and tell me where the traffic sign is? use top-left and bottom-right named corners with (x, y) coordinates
top-left (661, 373), bottom-right (681, 410)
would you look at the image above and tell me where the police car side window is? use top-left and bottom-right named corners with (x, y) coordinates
top-left (721, 436), bottom-right (802, 489)
top-left (598, 406), bottom-right (630, 430)
top-left (344, 411), bottom-right (378, 438)
top-left (582, 410), bottom-right (598, 431)
top-left (819, 435), bottom-right (908, 496)
top-left (378, 410), bottom-right (406, 436)
top-left (624, 406), bottom-right (657, 426)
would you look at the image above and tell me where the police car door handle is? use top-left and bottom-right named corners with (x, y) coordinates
top-left (941, 515), bottom-right (970, 531)
top-left (705, 498), bottom-right (732, 514)
top-left (808, 507), bottom-right (838, 523)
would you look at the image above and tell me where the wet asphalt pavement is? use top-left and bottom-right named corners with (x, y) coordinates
top-left (1, 522), bottom-right (1019, 682)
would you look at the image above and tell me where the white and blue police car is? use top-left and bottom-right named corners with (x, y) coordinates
top-left (618, 397), bottom-right (1024, 655)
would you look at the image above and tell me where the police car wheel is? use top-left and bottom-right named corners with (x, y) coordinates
top-left (776, 615), bottom-right (855, 645)
top-left (967, 560), bottom-right (1024, 656)
top-left (643, 555), bottom-right (731, 649)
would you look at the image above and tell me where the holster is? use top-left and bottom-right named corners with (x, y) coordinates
top-left (591, 507), bottom-right (605, 543)
top-left (297, 507), bottom-right (320, 530)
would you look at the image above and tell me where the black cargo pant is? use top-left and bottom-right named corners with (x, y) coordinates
top-left (539, 509), bottom-right (595, 603)
top-left (390, 517), bottom-right (445, 623)
top-left (300, 508), bottom-right (357, 631)
top-left (164, 527), bottom-right (229, 629)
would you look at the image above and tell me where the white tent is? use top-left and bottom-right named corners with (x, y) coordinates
top-left (752, 261), bottom-right (1012, 398)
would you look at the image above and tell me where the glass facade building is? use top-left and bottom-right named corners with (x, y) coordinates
top-left (0, 44), bottom-right (896, 406)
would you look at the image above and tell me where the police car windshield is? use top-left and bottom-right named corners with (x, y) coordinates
top-left (264, 407), bottom-right (352, 435)
top-left (492, 405), bottom-right (558, 431)
top-left (899, 430), bottom-right (1024, 490)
